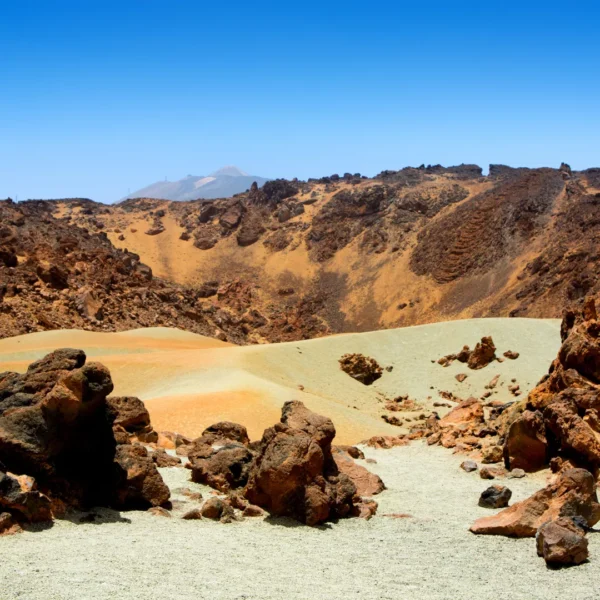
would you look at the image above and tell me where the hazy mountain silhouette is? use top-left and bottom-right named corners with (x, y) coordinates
top-left (121, 166), bottom-right (269, 201)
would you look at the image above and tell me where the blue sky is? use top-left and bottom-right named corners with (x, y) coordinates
top-left (1, 0), bottom-right (599, 203)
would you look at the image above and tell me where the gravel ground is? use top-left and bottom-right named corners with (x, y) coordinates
top-left (2, 442), bottom-right (599, 600)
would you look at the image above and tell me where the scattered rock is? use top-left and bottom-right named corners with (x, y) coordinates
top-left (480, 466), bottom-right (507, 480)
top-left (461, 460), bottom-right (478, 472)
top-left (455, 373), bottom-right (468, 383)
top-left (536, 517), bottom-right (588, 566)
top-left (338, 353), bottom-right (383, 385)
top-left (478, 485), bottom-right (512, 509)
top-left (481, 445), bottom-right (503, 464)
top-left (504, 350), bottom-right (520, 360)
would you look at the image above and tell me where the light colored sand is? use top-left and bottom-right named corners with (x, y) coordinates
top-left (1, 442), bottom-right (598, 599)
top-left (0, 319), bottom-right (561, 444)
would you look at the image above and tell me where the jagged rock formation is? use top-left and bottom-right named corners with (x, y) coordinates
top-left (0, 349), bottom-right (169, 531)
top-left (503, 297), bottom-right (600, 473)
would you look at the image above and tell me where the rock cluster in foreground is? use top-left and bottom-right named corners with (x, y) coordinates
top-left (0, 348), bottom-right (169, 533)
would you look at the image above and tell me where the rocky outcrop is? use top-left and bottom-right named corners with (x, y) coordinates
top-left (470, 469), bottom-right (600, 537)
top-left (0, 348), bottom-right (169, 529)
top-left (244, 401), bottom-right (368, 525)
top-left (339, 353), bottom-right (383, 385)
top-left (504, 297), bottom-right (600, 472)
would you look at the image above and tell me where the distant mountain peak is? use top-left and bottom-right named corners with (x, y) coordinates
top-left (121, 166), bottom-right (268, 202)
top-left (209, 166), bottom-right (249, 177)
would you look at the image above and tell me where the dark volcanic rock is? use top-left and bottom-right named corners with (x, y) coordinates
top-left (478, 484), bottom-right (512, 509)
top-left (0, 348), bottom-right (170, 517)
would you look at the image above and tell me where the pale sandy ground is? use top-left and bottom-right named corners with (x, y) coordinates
top-left (0, 318), bottom-right (561, 444)
top-left (1, 443), bottom-right (599, 600)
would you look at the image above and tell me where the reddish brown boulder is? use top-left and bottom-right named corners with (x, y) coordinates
top-left (331, 447), bottom-right (385, 496)
top-left (150, 448), bottom-right (182, 468)
top-left (0, 472), bottom-right (52, 523)
top-left (189, 443), bottom-right (254, 492)
top-left (504, 350), bottom-right (520, 360)
top-left (201, 497), bottom-right (235, 522)
top-left (470, 468), bottom-right (600, 537)
top-left (467, 336), bottom-right (497, 369)
top-left (536, 517), bottom-right (589, 566)
top-left (338, 353), bottom-right (383, 385)
top-left (439, 398), bottom-right (484, 427)
top-left (114, 444), bottom-right (170, 508)
top-left (244, 401), bottom-right (359, 525)
top-left (503, 410), bottom-right (548, 472)
top-left (106, 396), bottom-right (151, 433)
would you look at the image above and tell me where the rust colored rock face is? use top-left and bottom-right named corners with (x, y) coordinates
top-left (244, 401), bottom-right (362, 526)
top-left (503, 410), bottom-right (548, 472)
top-left (470, 468), bottom-right (600, 537)
top-left (106, 396), bottom-right (151, 433)
top-left (0, 472), bottom-right (52, 523)
top-left (504, 297), bottom-right (600, 473)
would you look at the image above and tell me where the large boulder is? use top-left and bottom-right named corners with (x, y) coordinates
top-left (0, 349), bottom-right (169, 519)
top-left (470, 468), bottom-right (600, 537)
top-left (467, 336), bottom-right (497, 369)
top-left (244, 401), bottom-right (360, 525)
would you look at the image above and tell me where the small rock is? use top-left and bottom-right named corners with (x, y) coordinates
top-left (147, 507), bottom-right (172, 518)
top-left (182, 508), bottom-right (203, 520)
top-left (481, 445), bottom-right (503, 464)
top-left (478, 485), bottom-right (512, 509)
top-left (503, 350), bottom-right (520, 360)
top-left (536, 518), bottom-right (588, 566)
top-left (243, 504), bottom-right (266, 517)
top-left (455, 373), bottom-right (468, 383)
top-left (480, 465), bottom-right (507, 480)
top-left (508, 469), bottom-right (526, 479)
top-left (461, 460), bottom-right (478, 473)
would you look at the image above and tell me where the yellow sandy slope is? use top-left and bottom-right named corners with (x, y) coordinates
top-left (0, 319), bottom-right (560, 444)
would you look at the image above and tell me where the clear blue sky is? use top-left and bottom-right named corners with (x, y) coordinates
top-left (1, 0), bottom-right (599, 203)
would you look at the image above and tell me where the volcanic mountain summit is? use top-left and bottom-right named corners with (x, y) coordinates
top-left (121, 166), bottom-right (269, 202)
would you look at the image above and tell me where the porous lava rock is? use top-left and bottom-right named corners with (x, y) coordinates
top-left (470, 468), bottom-right (600, 537)
top-left (331, 446), bottom-right (385, 496)
top-left (338, 353), bottom-right (383, 385)
top-left (244, 401), bottom-right (364, 525)
top-left (0, 348), bottom-right (170, 526)
top-left (504, 297), bottom-right (600, 472)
